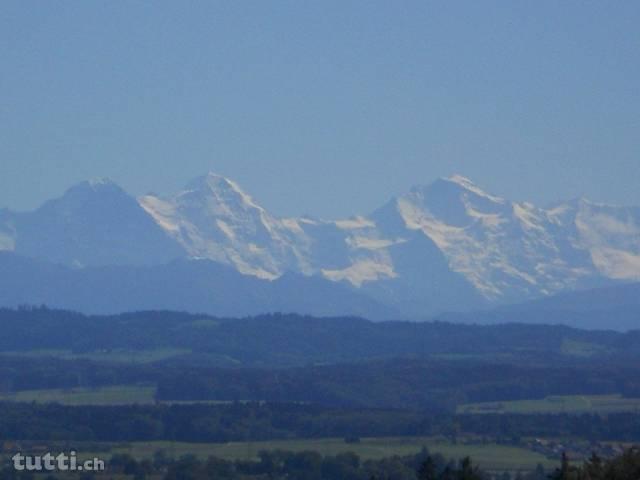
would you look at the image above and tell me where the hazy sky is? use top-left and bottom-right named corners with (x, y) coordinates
top-left (1, 1), bottom-right (639, 218)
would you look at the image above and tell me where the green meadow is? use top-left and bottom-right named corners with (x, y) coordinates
top-left (457, 394), bottom-right (640, 415)
top-left (112, 437), bottom-right (556, 472)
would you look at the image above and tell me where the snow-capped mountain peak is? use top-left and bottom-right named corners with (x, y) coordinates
top-left (2, 177), bottom-right (182, 267)
top-left (443, 174), bottom-right (503, 200)
top-left (63, 177), bottom-right (125, 198)
top-left (182, 172), bottom-right (263, 212)
top-left (3, 173), bottom-right (640, 316)
top-left (428, 174), bottom-right (506, 204)
top-left (86, 177), bottom-right (119, 189)
top-left (370, 176), bottom-right (638, 302)
top-left (140, 173), bottom-right (310, 279)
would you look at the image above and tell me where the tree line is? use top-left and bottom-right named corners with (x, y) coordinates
top-left (3, 445), bottom-right (640, 480)
top-left (1, 402), bottom-right (640, 443)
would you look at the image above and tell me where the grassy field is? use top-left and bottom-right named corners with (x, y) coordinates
top-left (112, 437), bottom-right (557, 471)
top-left (0, 348), bottom-right (191, 364)
top-left (0, 385), bottom-right (236, 406)
top-left (0, 385), bottom-right (157, 405)
top-left (457, 394), bottom-right (640, 415)
top-left (560, 339), bottom-right (610, 357)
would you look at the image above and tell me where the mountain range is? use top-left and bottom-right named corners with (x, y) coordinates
top-left (1, 173), bottom-right (639, 320)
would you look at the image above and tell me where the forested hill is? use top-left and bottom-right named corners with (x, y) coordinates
top-left (1, 307), bottom-right (639, 367)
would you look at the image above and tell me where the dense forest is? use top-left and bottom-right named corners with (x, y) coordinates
top-left (2, 348), bottom-right (640, 410)
top-left (1, 307), bottom-right (640, 410)
top-left (1, 307), bottom-right (639, 368)
top-left (2, 402), bottom-right (640, 443)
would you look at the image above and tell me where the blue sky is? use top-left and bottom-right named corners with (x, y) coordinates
top-left (1, 1), bottom-right (638, 218)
